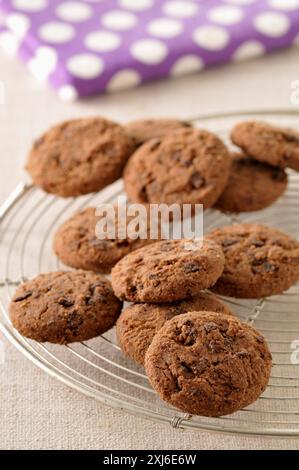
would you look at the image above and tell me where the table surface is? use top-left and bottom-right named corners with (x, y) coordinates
top-left (1, 47), bottom-right (299, 450)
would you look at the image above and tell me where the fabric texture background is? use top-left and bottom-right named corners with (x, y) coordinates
top-left (0, 0), bottom-right (299, 99)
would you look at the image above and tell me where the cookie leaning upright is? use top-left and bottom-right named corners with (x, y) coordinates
top-left (125, 118), bottom-right (192, 146)
top-left (116, 292), bottom-right (233, 365)
top-left (207, 223), bottom-right (299, 298)
top-left (215, 152), bottom-right (288, 213)
top-left (26, 117), bottom-right (135, 197)
top-left (111, 239), bottom-right (225, 303)
top-left (9, 271), bottom-right (122, 344)
top-left (231, 121), bottom-right (299, 171)
top-left (145, 312), bottom-right (272, 417)
top-left (124, 128), bottom-right (231, 210)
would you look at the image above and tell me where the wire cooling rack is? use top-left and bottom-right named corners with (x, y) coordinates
top-left (1, 109), bottom-right (299, 437)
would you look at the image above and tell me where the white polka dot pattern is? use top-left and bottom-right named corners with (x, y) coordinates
top-left (107, 69), bottom-right (141, 91)
top-left (38, 21), bottom-right (75, 43)
top-left (193, 26), bottom-right (230, 50)
top-left (56, 2), bottom-right (92, 23)
top-left (170, 54), bottom-right (204, 76)
top-left (0, 0), bottom-right (298, 98)
top-left (84, 30), bottom-right (121, 52)
top-left (253, 12), bottom-right (290, 37)
top-left (131, 39), bottom-right (168, 64)
top-left (67, 53), bottom-right (104, 78)
top-left (232, 40), bottom-right (265, 61)
top-left (102, 10), bottom-right (137, 31)
top-left (147, 18), bottom-right (183, 38)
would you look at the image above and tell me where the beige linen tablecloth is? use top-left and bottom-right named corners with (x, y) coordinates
top-left (1, 48), bottom-right (299, 450)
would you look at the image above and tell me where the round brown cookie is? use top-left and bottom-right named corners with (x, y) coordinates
top-left (9, 271), bottom-right (122, 344)
top-left (207, 223), bottom-right (299, 298)
top-left (215, 152), bottom-right (288, 213)
top-left (124, 128), bottom-right (231, 210)
top-left (125, 118), bottom-right (192, 146)
top-left (111, 239), bottom-right (225, 303)
top-left (145, 311), bottom-right (272, 417)
top-left (54, 206), bottom-right (160, 274)
top-left (116, 292), bottom-right (233, 365)
top-left (26, 117), bottom-right (135, 197)
top-left (231, 121), bottom-right (299, 171)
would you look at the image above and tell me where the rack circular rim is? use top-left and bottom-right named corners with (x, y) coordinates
top-left (1, 108), bottom-right (299, 437)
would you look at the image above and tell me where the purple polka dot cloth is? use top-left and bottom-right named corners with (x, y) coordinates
top-left (0, 0), bottom-right (298, 101)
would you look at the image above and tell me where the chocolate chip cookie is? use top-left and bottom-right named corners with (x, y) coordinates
top-left (116, 292), bottom-right (233, 365)
top-left (215, 152), bottom-right (288, 213)
top-left (54, 206), bottom-right (159, 274)
top-left (207, 223), bottom-right (299, 298)
top-left (26, 118), bottom-right (135, 197)
top-left (125, 118), bottom-right (192, 146)
top-left (124, 128), bottom-right (231, 210)
top-left (111, 239), bottom-right (225, 303)
top-left (9, 271), bottom-right (122, 344)
top-left (145, 311), bottom-right (272, 417)
top-left (231, 121), bottom-right (299, 171)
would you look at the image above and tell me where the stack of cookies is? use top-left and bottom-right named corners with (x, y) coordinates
top-left (9, 115), bottom-right (299, 418)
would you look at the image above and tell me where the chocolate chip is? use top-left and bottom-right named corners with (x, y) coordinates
top-left (251, 258), bottom-right (264, 266)
top-left (192, 358), bottom-right (209, 374)
top-left (190, 171), bottom-right (204, 189)
top-left (182, 159), bottom-right (192, 168)
top-left (271, 168), bottom-right (286, 182)
top-left (67, 310), bottom-right (83, 328)
top-left (236, 351), bottom-right (250, 359)
top-left (251, 257), bottom-right (275, 273)
top-left (207, 340), bottom-right (224, 353)
top-left (282, 131), bottom-right (299, 144)
top-left (115, 239), bottom-right (129, 247)
top-left (14, 291), bottom-right (32, 302)
top-left (58, 298), bottom-right (74, 307)
top-left (89, 281), bottom-right (105, 296)
top-left (148, 273), bottom-right (159, 280)
top-left (176, 321), bottom-right (197, 346)
top-left (138, 185), bottom-right (148, 202)
top-left (149, 139), bottom-right (161, 151)
top-left (84, 296), bottom-right (93, 306)
top-left (222, 239), bottom-right (238, 248)
top-left (263, 261), bottom-right (277, 272)
top-left (182, 262), bottom-right (200, 273)
top-left (181, 362), bottom-right (194, 375)
top-left (204, 322), bottom-right (218, 333)
top-left (256, 335), bottom-right (265, 344)
top-left (182, 121), bottom-right (192, 128)
top-left (251, 239), bottom-right (265, 247)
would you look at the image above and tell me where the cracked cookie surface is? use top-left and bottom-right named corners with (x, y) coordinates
top-left (125, 118), bottom-right (192, 146)
top-left (111, 239), bottom-right (225, 303)
top-left (26, 117), bottom-right (134, 197)
top-left (145, 311), bottom-right (272, 417)
top-left (124, 128), bottom-right (231, 210)
top-left (215, 152), bottom-right (288, 213)
top-left (207, 223), bottom-right (299, 298)
top-left (54, 206), bottom-right (159, 273)
top-left (231, 121), bottom-right (299, 171)
top-left (9, 271), bottom-right (122, 344)
top-left (116, 292), bottom-right (233, 365)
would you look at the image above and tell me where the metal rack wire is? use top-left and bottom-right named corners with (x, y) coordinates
top-left (1, 109), bottom-right (299, 436)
